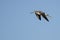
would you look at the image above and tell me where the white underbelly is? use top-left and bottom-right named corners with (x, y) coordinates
top-left (37, 12), bottom-right (41, 15)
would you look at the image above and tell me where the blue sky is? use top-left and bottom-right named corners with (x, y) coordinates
top-left (0, 0), bottom-right (60, 40)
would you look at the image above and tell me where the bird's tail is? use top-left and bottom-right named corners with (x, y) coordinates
top-left (45, 14), bottom-right (52, 18)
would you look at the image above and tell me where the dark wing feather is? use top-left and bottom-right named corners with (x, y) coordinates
top-left (42, 13), bottom-right (49, 22)
top-left (35, 14), bottom-right (41, 20)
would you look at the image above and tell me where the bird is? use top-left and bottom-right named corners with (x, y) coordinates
top-left (31, 10), bottom-right (50, 22)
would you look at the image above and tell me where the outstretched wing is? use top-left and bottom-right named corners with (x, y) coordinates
top-left (35, 14), bottom-right (41, 20)
top-left (42, 13), bottom-right (49, 22)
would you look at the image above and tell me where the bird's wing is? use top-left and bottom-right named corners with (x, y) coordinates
top-left (35, 14), bottom-right (41, 20)
top-left (42, 13), bottom-right (49, 22)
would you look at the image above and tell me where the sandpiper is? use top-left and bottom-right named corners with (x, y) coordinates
top-left (31, 10), bottom-right (50, 22)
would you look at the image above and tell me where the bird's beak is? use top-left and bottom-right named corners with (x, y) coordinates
top-left (30, 11), bottom-right (34, 14)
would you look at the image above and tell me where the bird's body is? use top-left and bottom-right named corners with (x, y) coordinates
top-left (32, 10), bottom-right (49, 22)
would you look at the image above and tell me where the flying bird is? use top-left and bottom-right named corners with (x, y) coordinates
top-left (31, 10), bottom-right (50, 22)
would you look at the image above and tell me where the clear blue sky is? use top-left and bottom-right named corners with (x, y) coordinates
top-left (0, 0), bottom-right (60, 40)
